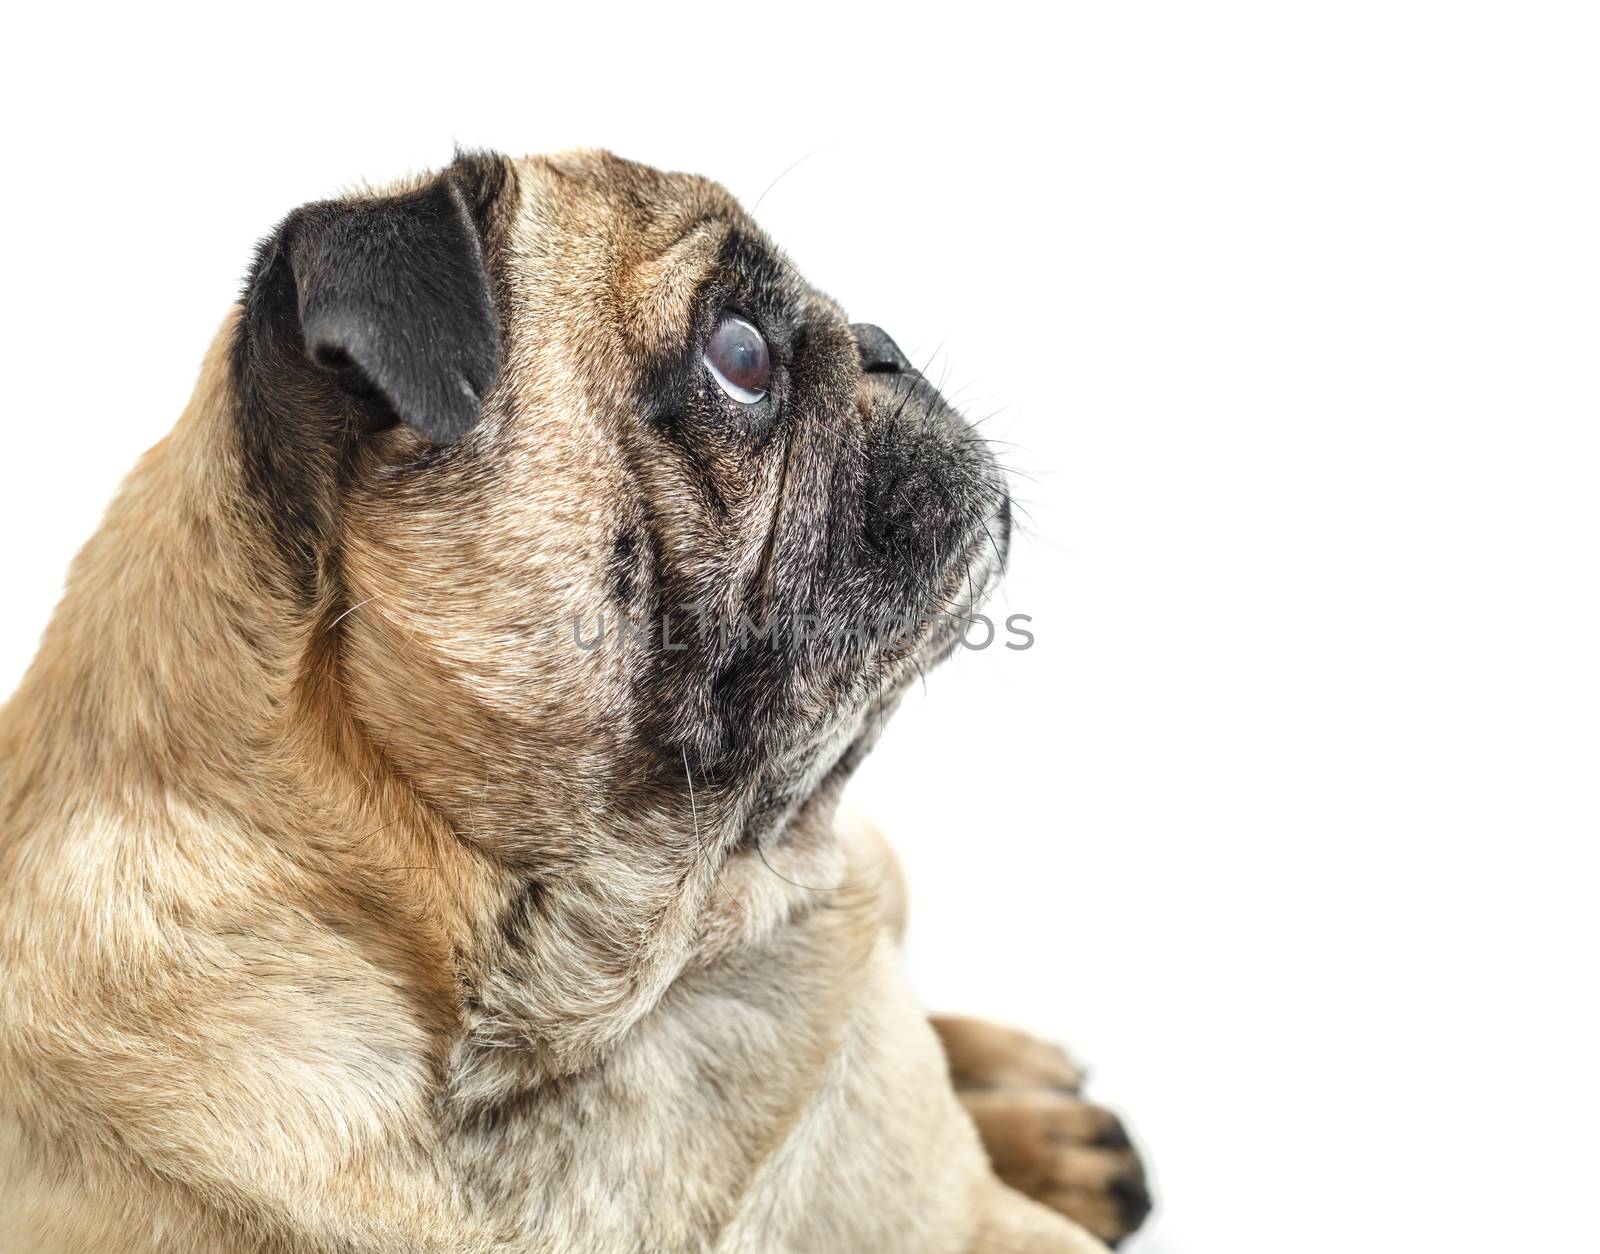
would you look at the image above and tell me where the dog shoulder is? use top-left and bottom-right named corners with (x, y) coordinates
top-left (0, 803), bottom-right (466, 1249)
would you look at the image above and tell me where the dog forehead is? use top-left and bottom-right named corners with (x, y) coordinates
top-left (494, 150), bottom-right (811, 394)
top-left (511, 149), bottom-right (751, 259)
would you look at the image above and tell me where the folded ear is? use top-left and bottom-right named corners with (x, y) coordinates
top-left (243, 167), bottom-right (503, 445)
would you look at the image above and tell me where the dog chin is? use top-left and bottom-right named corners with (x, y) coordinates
top-left (745, 573), bottom-right (994, 852)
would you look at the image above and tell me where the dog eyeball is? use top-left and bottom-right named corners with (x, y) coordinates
top-left (704, 313), bottom-right (770, 404)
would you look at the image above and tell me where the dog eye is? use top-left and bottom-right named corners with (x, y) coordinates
top-left (704, 313), bottom-right (770, 404)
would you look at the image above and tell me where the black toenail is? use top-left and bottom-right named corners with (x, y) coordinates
top-left (1109, 1170), bottom-right (1153, 1230)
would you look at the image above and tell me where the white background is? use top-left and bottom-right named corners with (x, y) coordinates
top-left (3, 5), bottom-right (1596, 1251)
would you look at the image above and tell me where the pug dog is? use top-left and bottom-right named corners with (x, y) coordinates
top-left (0, 150), bottom-right (1150, 1253)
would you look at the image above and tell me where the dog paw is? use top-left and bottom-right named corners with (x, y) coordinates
top-left (931, 1014), bottom-right (1088, 1094)
top-left (959, 1088), bottom-right (1151, 1248)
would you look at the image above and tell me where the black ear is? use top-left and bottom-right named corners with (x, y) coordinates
top-left (251, 175), bottom-right (502, 445)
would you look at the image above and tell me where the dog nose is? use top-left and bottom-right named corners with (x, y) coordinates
top-left (851, 323), bottom-right (911, 375)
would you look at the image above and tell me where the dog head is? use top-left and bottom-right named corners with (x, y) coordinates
top-left (238, 149), bottom-right (1008, 850)
top-left (233, 149), bottom-right (1008, 1075)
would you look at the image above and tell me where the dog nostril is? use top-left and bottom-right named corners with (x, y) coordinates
top-left (851, 323), bottom-right (911, 375)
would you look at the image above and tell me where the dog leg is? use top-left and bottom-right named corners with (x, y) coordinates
top-left (833, 817), bottom-right (1151, 1247)
top-left (933, 1017), bottom-right (1152, 1248)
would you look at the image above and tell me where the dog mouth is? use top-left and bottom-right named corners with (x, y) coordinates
top-left (862, 476), bottom-right (1013, 673)
top-left (925, 492), bottom-right (1013, 657)
top-left (735, 485), bottom-right (1012, 850)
